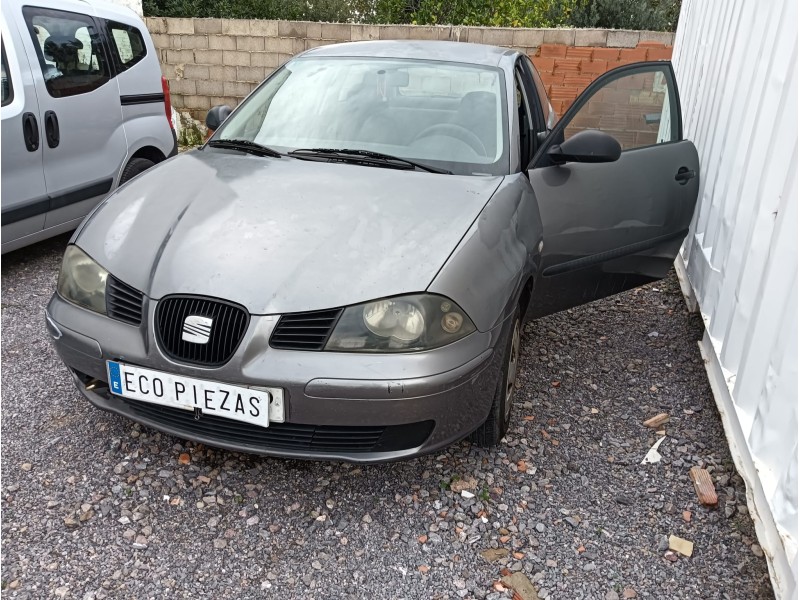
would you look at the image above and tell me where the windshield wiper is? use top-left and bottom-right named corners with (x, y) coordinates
top-left (207, 138), bottom-right (282, 158)
top-left (288, 148), bottom-right (451, 174)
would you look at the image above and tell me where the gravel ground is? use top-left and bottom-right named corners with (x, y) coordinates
top-left (2, 234), bottom-right (773, 600)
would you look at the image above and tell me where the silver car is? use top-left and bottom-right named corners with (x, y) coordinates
top-left (46, 41), bottom-right (700, 462)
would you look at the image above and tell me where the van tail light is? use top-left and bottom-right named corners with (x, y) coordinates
top-left (161, 76), bottom-right (173, 128)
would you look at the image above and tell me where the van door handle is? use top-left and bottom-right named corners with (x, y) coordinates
top-left (675, 167), bottom-right (697, 184)
top-left (44, 111), bottom-right (60, 148)
top-left (22, 112), bottom-right (39, 151)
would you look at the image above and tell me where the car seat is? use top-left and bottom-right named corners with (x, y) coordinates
top-left (349, 70), bottom-right (402, 145)
top-left (43, 35), bottom-right (83, 75)
top-left (453, 91), bottom-right (498, 158)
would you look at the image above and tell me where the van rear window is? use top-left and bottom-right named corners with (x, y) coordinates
top-left (107, 21), bottom-right (147, 71)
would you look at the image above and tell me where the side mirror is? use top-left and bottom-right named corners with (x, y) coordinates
top-left (547, 129), bottom-right (621, 164)
top-left (206, 104), bottom-right (232, 132)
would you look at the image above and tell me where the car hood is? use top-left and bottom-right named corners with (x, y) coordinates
top-left (76, 150), bottom-right (503, 314)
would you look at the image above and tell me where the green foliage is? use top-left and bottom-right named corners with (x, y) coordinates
top-left (143, 0), bottom-right (355, 21)
top-left (408, 0), bottom-right (575, 28)
top-left (143, 0), bottom-right (681, 32)
top-left (478, 484), bottom-right (490, 502)
top-left (438, 473), bottom-right (460, 491)
top-left (568, 0), bottom-right (681, 30)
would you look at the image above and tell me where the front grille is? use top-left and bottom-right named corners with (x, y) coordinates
top-left (121, 398), bottom-right (434, 454)
top-left (270, 308), bottom-right (343, 351)
top-left (156, 296), bottom-right (249, 366)
top-left (106, 276), bottom-right (144, 325)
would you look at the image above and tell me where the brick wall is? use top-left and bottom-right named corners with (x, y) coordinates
top-left (563, 69), bottom-right (668, 150)
top-left (144, 18), bottom-right (673, 127)
top-left (533, 40), bottom-right (672, 114)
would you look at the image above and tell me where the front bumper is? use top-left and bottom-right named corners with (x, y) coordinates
top-left (46, 294), bottom-right (507, 463)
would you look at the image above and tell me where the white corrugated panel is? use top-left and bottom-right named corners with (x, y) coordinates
top-left (672, 0), bottom-right (798, 597)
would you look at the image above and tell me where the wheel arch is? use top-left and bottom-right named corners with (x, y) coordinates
top-left (518, 275), bottom-right (534, 317)
top-left (427, 174), bottom-right (543, 332)
top-left (129, 145), bottom-right (167, 165)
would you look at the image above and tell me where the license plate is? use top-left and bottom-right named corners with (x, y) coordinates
top-left (106, 361), bottom-right (284, 428)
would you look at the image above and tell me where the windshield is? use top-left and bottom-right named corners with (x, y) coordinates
top-left (212, 56), bottom-right (509, 176)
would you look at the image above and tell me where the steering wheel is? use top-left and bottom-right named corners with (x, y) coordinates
top-left (412, 123), bottom-right (487, 156)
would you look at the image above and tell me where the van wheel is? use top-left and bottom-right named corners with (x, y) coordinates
top-left (120, 157), bottom-right (156, 184)
top-left (470, 305), bottom-right (521, 447)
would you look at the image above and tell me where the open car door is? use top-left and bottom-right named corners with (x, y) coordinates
top-left (527, 62), bottom-right (699, 319)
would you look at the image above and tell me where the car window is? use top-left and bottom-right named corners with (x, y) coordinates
top-left (563, 67), bottom-right (677, 151)
top-left (514, 66), bottom-right (534, 169)
top-left (107, 21), bottom-right (147, 71)
top-left (22, 6), bottom-right (110, 98)
top-left (214, 56), bottom-right (510, 176)
top-left (1, 43), bottom-right (12, 106)
top-left (523, 56), bottom-right (553, 129)
top-left (396, 65), bottom-right (499, 98)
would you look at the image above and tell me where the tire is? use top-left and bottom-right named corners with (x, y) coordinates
top-left (119, 157), bottom-right (156, 184)
top-left (470, 305), bottom-right (522, 447)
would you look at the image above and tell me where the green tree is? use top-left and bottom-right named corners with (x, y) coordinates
top-left (142, 0), bottom-right (681, 32)
top-left (568, 0), bottom-right (681, 31)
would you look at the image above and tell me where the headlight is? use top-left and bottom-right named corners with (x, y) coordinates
top-left (325, 294), bottom-right (476, 352)
top-left (57, 245), bottom-right (108, 314)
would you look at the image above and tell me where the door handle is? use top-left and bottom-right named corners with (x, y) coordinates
top-left (675, 167), bottom-right (697, 184)
top-left (44, 110), bottom-right (60, 148)
top-left (22, 112), bottom-right (39, 152)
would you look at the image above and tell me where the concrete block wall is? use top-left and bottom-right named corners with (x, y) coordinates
top-left (144, 17), bottom-right (674, 127)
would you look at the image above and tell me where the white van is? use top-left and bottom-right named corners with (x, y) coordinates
top-left (1, 0), bottom-right (176, 253)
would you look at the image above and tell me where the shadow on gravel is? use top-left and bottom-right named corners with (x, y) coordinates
top-left (1, 233), bottom-right (72, 274)
top-left (0, 239), bottom-right (774, 600)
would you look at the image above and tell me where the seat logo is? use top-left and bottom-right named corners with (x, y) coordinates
top-left (182, 315), bottom-right (213, 344)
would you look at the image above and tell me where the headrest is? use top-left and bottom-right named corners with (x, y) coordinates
top-left (43, 35), bottom-right (83, 62)
top-left (379, 69), bottom-right (409, 87)
top-left (459, 91), bottom-right (497, 111)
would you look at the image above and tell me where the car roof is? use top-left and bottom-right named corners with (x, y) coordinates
top-left (2, 0), bottom-right (143, 24)
top-left (81, 0), bottom-right (143, 22)
top-left (303, 40), bottom-right (515, 68)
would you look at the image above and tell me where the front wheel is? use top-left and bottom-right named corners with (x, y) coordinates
top-left (470, 306), bottom-right (521, 447)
